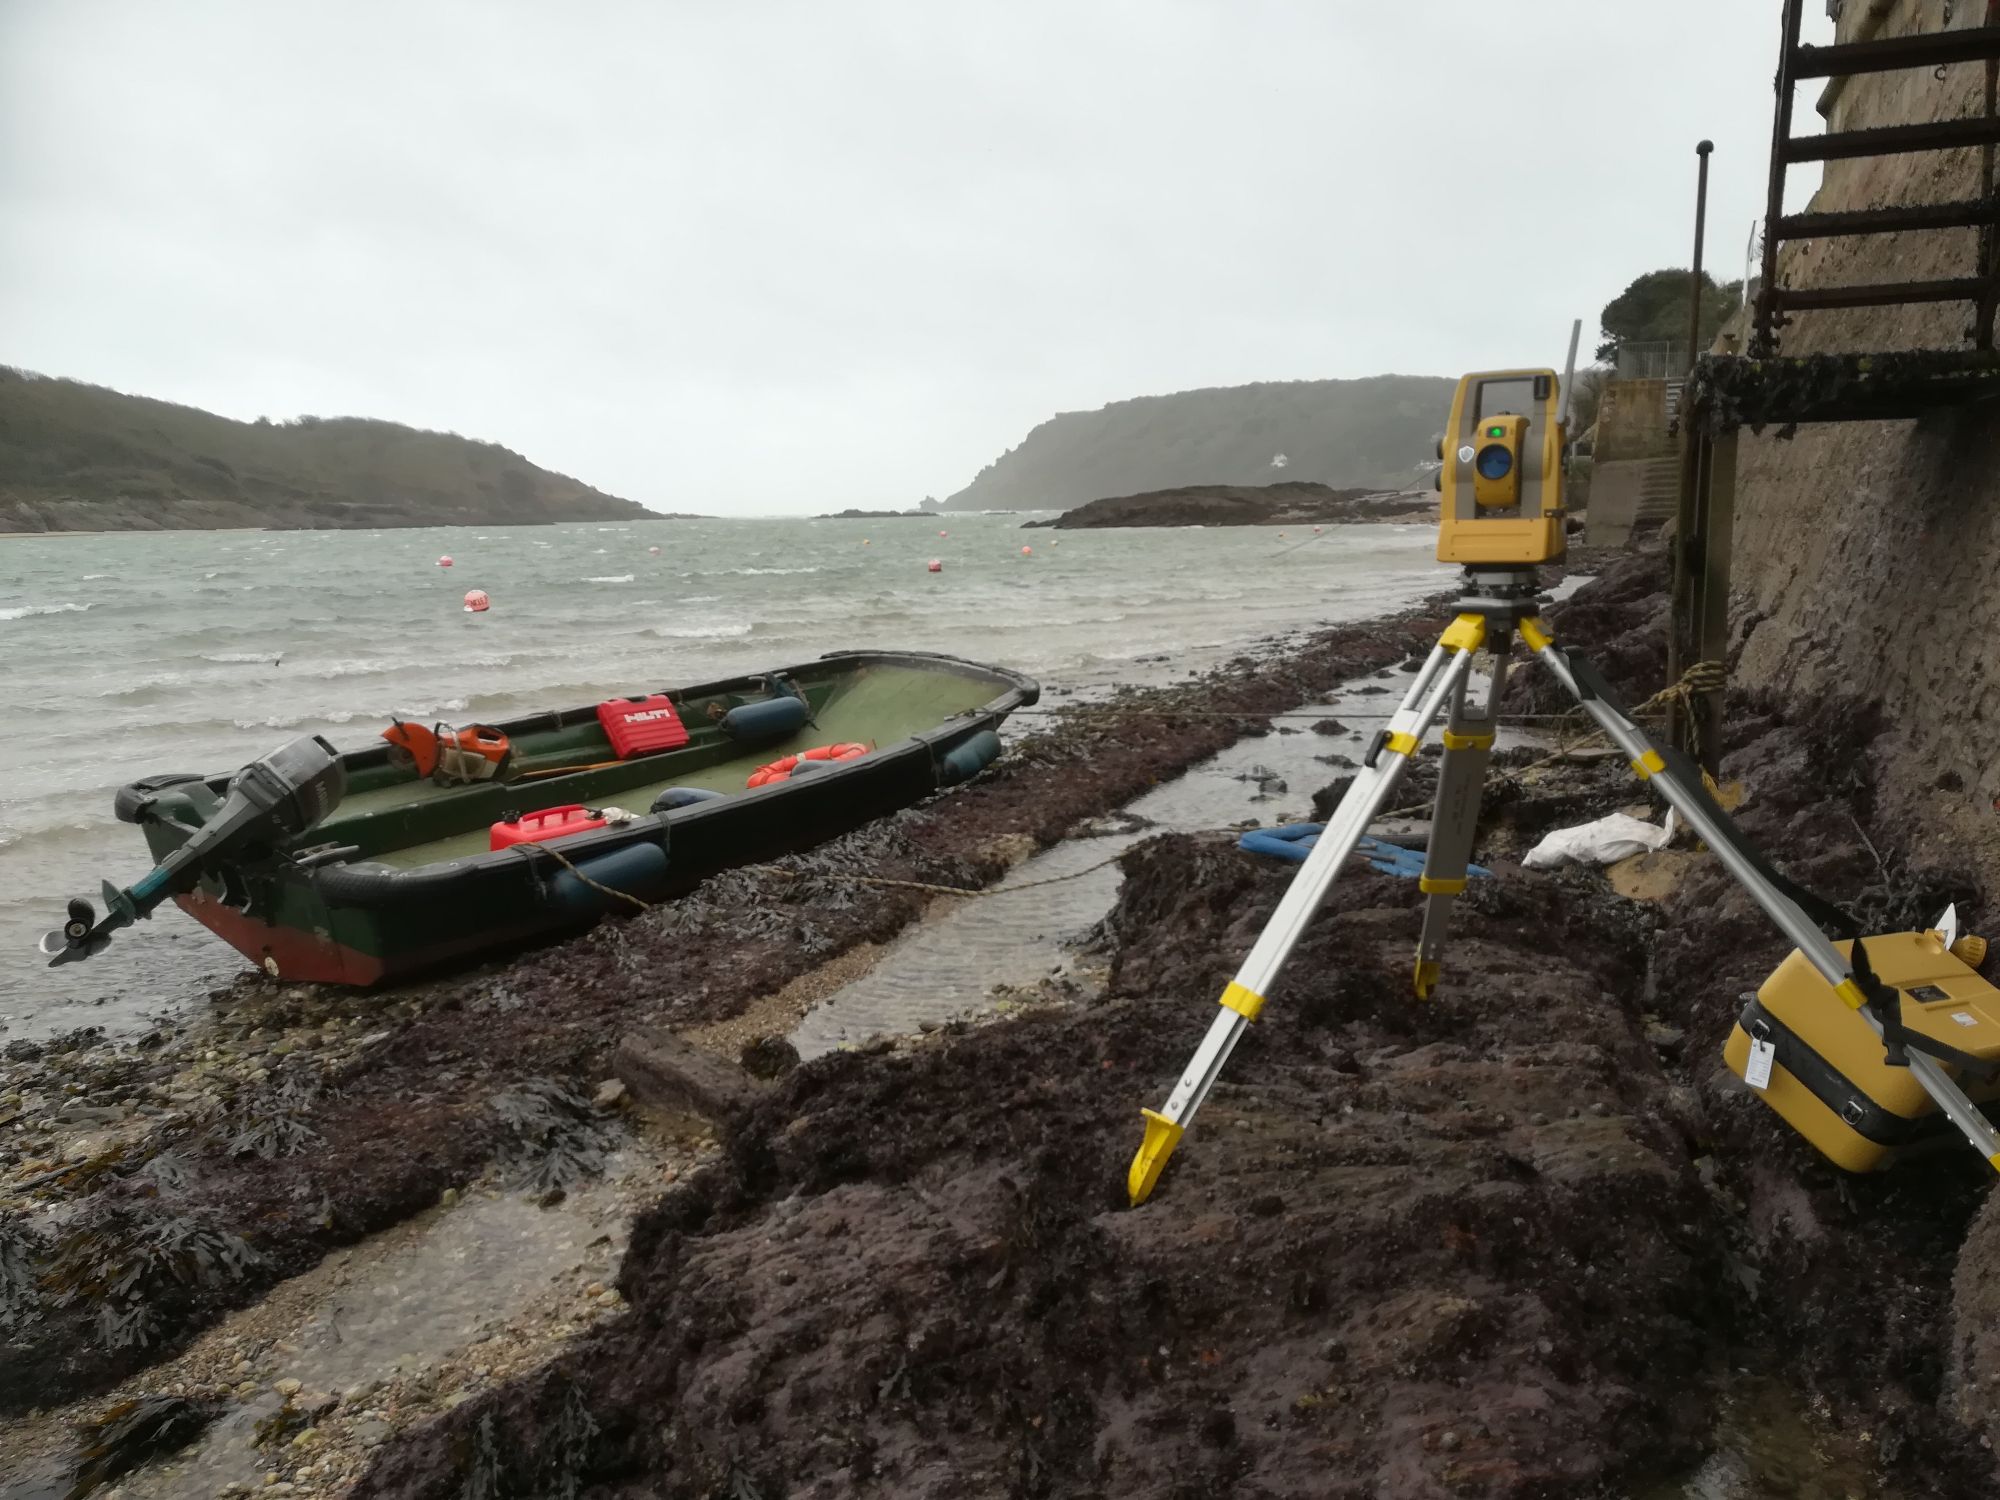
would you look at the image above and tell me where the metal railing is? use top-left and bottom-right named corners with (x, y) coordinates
top-left (1615, 341), bottom-right (1690, 379)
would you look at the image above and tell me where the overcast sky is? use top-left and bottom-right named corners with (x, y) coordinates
top-left (2, 2), bottom-right (1832, 515)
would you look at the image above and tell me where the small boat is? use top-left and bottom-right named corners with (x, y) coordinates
top-left (42, 651), bottom-right (1037, 986)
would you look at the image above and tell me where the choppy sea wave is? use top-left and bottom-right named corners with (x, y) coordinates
top-left (1, 514), bottom-right (1451, 1042)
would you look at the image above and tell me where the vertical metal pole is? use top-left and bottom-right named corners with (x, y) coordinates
top-left (1557, 318), bottom-right (1582, 427)
top-left (1668, 423), bottom-right (1701, 756)
top-left (1669, 140), bottom-right (1715, 756)
top-left (1755, 0), bottom-right (1805, 356)
top-left (1693, 432), bottom-right (1738, 777)
top-left (1686, 141), bottom-right (1714, 376)
top-left (1977, 0), bottom-right (1998, 348)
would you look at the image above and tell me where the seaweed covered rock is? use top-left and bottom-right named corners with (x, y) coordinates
top-left (353, 836), bottom-right (1721, 1499)
top-left (1505, 543), bottom-right (1670, 718)
top-left (1947, 1190), bottom-right (2000, 1457)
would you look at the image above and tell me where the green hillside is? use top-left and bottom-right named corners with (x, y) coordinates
top-left (0, 367), bottom-right (652, 532)
top-left (944, 375), bottom-right (1456, 511)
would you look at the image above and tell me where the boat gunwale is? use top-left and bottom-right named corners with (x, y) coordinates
top-left (122, 649), bottom-right (1040, 887)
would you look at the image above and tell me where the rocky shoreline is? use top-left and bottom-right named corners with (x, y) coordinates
top-left (0, 591), bottom-right (1452, 1475)
top-left (6, 549), bottom-right (1999, 1498)
top-left (1024, 481), bottom-right (1432, 530)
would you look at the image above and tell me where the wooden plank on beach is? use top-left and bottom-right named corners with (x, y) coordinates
top-left (614, 1027), bottom-right (768, 1125)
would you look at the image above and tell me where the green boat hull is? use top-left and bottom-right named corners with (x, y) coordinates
top-left (121, 651), bottom-right (1037, 985)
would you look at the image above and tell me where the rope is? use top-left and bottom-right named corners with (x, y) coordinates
top-left (1375, 660), bottom-right (1728, 819)
top-left (519, 662), bottom-right (1730, 912)
top-left (1007, 707), bottom-right (1609, 723)
top-left (745, 851), bottom-right (1133, 899)
top-left (521, 840), bottom-right (655, 913)
top-left (523, 831), bottom-right (1140, 911)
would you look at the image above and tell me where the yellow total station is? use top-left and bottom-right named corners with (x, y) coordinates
top-left (1436, 368), bottom-right (1566, 568)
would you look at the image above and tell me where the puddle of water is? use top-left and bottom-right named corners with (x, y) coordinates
top-left (5, 1154), bottom-right (650, 1500)
top-left (789, 650), bottom-right (1553, 1058)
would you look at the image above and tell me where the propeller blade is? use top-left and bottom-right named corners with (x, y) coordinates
top-left (42, 928), bottom-right (111, 965)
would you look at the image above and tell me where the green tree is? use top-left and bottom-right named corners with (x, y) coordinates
top-left (1566, 364), bottom-right (1615, 435)
top-left (1596, 269), bottom-right (1743, 362)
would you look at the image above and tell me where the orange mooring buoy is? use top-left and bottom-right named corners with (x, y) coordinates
top-left (463, 589), bottom-right (490, 613)
top-left (1021, 545), bottom-right (1032, 556)
top-left (437, 555), bottom-right (453, 568)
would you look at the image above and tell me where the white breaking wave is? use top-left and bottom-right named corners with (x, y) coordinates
top-left (729, 565), bottom-right (821, 577)
top-left (649, 621), bottom-right (753, 639)
top-left (81, 573), bottom-right (112, 581)
top-left (0, 601), bottom-right (92, 621)
top-left (583, 574), bottom-right (635, 584)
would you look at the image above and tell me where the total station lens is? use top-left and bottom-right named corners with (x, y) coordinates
top-left (1475, 444), bottom-right (1513, 481)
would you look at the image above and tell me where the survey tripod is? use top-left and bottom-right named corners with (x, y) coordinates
top-left (1125, 563), bottom-right (2000, 1206)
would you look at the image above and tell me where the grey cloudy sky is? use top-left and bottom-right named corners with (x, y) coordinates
top-left (2, 1), bottom-right (1830, 515)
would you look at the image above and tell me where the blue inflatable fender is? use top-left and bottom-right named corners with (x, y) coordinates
top-left (651, 786), bottom-right (726, 813)
top-left (1237, 823), bottom-right (1490, 880)
top-left (720, 696), bottom-right (811, 746)
top-left (937, 730), bottom-right (1002, 786)
top-left (545, 840), bottom-right (670, 917)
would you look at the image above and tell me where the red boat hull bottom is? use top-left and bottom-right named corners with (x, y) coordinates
top-left (176, 890), bottom-right (385, 986)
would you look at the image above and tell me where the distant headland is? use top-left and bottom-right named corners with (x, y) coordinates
top-left (0, 366), bottom-right (665, 533)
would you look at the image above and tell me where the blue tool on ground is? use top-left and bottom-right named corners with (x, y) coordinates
top-left (1238, 823), bottom-right (1490, 880)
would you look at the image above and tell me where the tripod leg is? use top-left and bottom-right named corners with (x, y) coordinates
top-left (1521, 615), bottom-right (2000, 1170)
top-left (1411, 632), bottom-right (1510, 996)
top-left (1127, 615), bottom-right (1488, 1205)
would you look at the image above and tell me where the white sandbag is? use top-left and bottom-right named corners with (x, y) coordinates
top-left (1522, 810), bottom-right (1676, 870)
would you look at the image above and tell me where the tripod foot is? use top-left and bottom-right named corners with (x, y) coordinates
top-left (1412, 957), bottom-right (1441, 999)
top-left (1128, 1108), bottom-right (1184, 1207)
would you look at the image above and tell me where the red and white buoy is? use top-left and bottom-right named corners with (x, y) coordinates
top-left (927, 558), bottom-right (943, 573)
top-left (437, 555), bottom-right (453, 568)
top-left (939, 530), bottom-right (948, 538)
top-left (1020, 545), bottom-right (1032, 556)
top-left (648, 545), bottom-right (661, 555)
top-left (463, 589), bottom-right (490, 613)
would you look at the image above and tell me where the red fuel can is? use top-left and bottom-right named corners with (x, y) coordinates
top-left (490, 804), bottom-right (608, 850)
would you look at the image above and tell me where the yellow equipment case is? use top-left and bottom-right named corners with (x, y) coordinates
top-left (1724, 931), bottom-right (2000, 1172)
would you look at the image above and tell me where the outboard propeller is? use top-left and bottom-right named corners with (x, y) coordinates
top-left (40, 735), bottom-right (347, 966)
top-left (40, 897), bottom-right (113, 964)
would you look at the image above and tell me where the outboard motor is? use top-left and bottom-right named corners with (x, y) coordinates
top-left (40, 735), bottom-right (346, 965)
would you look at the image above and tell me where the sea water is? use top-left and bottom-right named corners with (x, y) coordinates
top-left (0, 513), bottom-right (1449, 1037)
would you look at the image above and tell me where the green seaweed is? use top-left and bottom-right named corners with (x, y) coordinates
top-left (488, 1080), bottom-right (612, 1198)
top-left (0, 1209), bottom-right (48, 1330)
top-left (456, 1410), bottom-right (503, 1500)
top-left (42, 1205), bottom-right (261, 1350)
top-left (65, 1394), bottom-right (219, 1498)
top-left (208, 1072), bottom-right (322, 1161)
